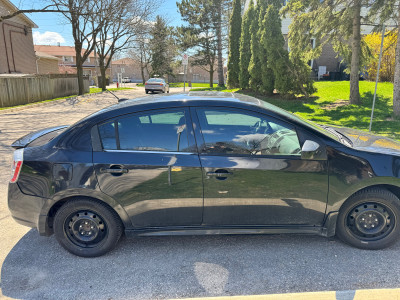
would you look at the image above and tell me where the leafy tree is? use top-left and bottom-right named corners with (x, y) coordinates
top-left (248, 0), bottom-right (263, 92)
top-left (239, 0), bottom-right (254, 89)
top-left (227, 0), bottom-right (241, 88)
top-left (364, 31), bottom-right (397, 82)
top-left (369, 0), bottom-right (400, 117)
top-left (283, 0), bottom-right (371, 104)
top-left (150, 16), bottom-right (174, 78)
top-left (177, 0), bottom-right (218, 87)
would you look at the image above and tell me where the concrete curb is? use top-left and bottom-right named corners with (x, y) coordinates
top-left (173, 288), bottom-right (400, 300)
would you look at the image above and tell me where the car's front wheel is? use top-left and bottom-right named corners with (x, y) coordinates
top-left (336, 188), bottom-right (400, 250)
top-left (54, 198), bottom-right (123, 257)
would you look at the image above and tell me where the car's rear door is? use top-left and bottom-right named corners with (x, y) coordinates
top-left (192, 107), bottom-right (329, 226)
top-left (92, 107), bottom-right (204, 228)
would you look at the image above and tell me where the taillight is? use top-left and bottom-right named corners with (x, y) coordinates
top-left (10, 148), bottom-right (23, 183)
top-left (145, 82), bottom-right (148, 85)
top-left (159, 84), bottom-right (163, 86)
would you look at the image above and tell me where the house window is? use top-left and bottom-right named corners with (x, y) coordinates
top-left (63, 56), bottom-right (73, 63)
top-left (86, 57), bottom-right (90, 63)
top-left (83, 70), bottom-right (92, 76)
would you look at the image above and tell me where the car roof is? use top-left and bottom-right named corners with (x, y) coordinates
top-left (74, 92), bottom-right (305, 131)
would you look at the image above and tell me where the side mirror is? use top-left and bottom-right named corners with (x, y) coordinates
top-left (301, 140), bottom-right (327, 160)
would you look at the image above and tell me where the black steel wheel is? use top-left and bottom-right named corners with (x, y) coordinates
top-left (54, 198), bottom-right (123, 257)
top-left (337, 188), bottom-right (400, 250)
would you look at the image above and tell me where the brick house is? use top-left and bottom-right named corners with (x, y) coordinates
top-left (34, 45), bottom-right (112, 84)
top-left (0, 0), bottom-right (38, 74)
top-left (112, 57), bottom-right (149, 83)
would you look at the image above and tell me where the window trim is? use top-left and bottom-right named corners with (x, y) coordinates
top-left (193, 106), bottom-right (303, 158)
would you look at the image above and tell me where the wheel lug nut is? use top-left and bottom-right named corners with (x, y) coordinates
top-left (372, 225), bottom-right (375, 228)
top-left (361, 218), bottom-right (365, 221)
top-left (375, 219), bottom-right (378, 222)
top-left (369, 214), bottom-right (372, 217)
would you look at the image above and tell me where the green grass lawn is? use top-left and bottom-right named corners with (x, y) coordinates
top-left (136, 82), bottom-right (217, 88)
top-left (89, 87), bottom-right (133, 93)
top-left (194, 81), bottom-right (400, 141)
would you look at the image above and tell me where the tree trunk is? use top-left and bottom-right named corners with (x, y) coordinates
top-left (141, 66), bottom-right (146, 84)
top-left (76, 55), bottom-right (85, 95)
top-left (217, 1), bottom-right (225, 87)
top-left (210, 65), bottom-right (214, 87)
top-left (393, 8), bottom-right (400, 117)
top-left (349, 0), bottom-right (361, 105)
top-left (100, 66), bottom-right (107, 91)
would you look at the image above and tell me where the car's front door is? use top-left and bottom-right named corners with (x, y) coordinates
top-left (192, 107), bottom-right (328, 226)
top-left (93, 108), bottom-right (203, 228)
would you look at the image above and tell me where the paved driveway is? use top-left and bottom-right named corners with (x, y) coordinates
top-left (1, 87), bottom-right (400, 299)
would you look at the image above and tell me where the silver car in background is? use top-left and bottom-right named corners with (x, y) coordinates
top-left (145, 78), bottom-right (169, 94)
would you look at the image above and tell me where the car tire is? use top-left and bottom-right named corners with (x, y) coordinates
top-left (145, 90), bottom-right (149, 94)
top-left (336, 188), bottom-right (400, 250)
top-left (167, 90), bottom-right (169, 93)
top-left (54, 198), bottom-right (124, 257)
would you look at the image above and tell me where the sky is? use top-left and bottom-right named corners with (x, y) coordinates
top-left (19, 0), bottom-right (183, 47)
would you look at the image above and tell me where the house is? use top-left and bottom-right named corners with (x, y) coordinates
top-left (34, 45), bottom-right (112, 84)
top-left (112, 57), bottom-right (148, 83)
top-left (0, 0), bottom-right (38, 74)
top-left (35, 51), bottom-right (59, 74)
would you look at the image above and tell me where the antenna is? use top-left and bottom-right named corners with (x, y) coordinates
top-left (106, 89), bottom-right (128, 102)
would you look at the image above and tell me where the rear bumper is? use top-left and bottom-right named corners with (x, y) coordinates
top-left (8, 183), bottom-right (51, 236)
top-left (145, 85), bottom-right (164, 91)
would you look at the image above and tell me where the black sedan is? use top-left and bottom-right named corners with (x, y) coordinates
top-left (8, 92), bottom-right (400, 257)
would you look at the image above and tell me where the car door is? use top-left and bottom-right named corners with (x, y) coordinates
top-left (93, 108), bottom-right (204, 228)
top-left (192, 107), bottom-right (328, 226)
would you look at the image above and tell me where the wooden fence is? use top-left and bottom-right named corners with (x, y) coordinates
top-left (0, 74), bottom-right (90, 108)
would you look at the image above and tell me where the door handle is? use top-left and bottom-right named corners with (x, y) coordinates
top-left (100, 168), bottom-right (129, 174)
top-left (206, 170), bottom-right (232, 179)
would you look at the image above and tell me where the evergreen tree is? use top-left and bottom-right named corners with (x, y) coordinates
top-left (283, 0), bottom-right (370, 104)
top-left (150, 16), bottom-right (173, 77)
top-left (248, 0), bottom-right (263, 92)
top-left (257, 0), bottom-right (275, 95)
top-left (239, 0), bottom-right (254, 89)
top-left (261, 3), bottom-right (292, 95)
top-left (227, 0), bottom-right (241, 88)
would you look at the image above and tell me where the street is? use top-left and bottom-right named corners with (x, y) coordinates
top-left (1, 86), bottom-right (400, 299)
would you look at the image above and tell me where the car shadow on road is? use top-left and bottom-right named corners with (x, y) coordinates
top-left (2, 229), bottom-right (400, 299)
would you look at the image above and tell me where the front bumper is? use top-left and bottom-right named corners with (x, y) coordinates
top-left (8, 183), bottom-right (51, 235)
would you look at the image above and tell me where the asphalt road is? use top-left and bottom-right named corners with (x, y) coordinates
top-left (1, 86), bottom-right (400, 299)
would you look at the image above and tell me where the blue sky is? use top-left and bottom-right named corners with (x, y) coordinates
top-left (21, 0), bottom-right (183, 46)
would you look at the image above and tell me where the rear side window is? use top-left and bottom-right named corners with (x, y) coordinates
top-left (98, 109), bottom-right (189, 152)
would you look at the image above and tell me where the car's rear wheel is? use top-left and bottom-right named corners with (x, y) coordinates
top-left (336, 188), bottom-right (400, 249)
top-left (54, 198), bottom-right (123, 257)
top-left (145, 90), bottom-right (149, 94)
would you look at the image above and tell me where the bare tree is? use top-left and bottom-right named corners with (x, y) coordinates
top-left (94, 0), bottom-right (153, 90)
top-left (0, 3), bottom-right (69, 23)
top-left (51, 0), bottom-right (104, 95)
top-left (129, 31), bottom-right (152, 84)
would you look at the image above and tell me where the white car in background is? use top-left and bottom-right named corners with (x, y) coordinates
top-left (145, 78), bottom-right (169, 94)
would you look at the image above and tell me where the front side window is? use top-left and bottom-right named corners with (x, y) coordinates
top-left (98, 109), bottom-right (189, 152)
top-left (196, 108), bottom-right (301, 156)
